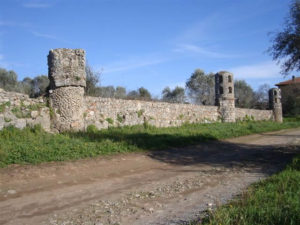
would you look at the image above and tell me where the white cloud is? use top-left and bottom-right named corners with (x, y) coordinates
top-left (173, 44), bottom-right (240, 59)
top-left (229, 61), bottom-right (281, 80)
top-left (31, 31), bottom-right (58, 40)
top-left (0, 21), bottom-right (15, 26)
top-left (173, 14), bottom-right (220, 44)
top-left (31, 31), bottom-right (74, 44)
top-left (23, 2), bottom-right (51, 8)
top-left (101, 56), bottom-right (169, 74)
top-left (0, 21), bottom-right (31, 27)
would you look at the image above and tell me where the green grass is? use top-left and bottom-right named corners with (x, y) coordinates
top-left (0, 120), bottom-right (299, 167)
top-left (284, 115), bottom-right (300, 122)
top-left (0, 101), bottom-right (11, 113)
top-left (106, 117), bottom-right (114, 124)
top-left (195, 153), bottom-right (300, 225)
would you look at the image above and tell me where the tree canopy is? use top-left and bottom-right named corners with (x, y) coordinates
top-left (162, 86), bottom-right (186, 103)
top-left (234, 80), bottom-right (255, 108)
top-left (269, 0), bottom-right (300, 74)
top-left (85, 63), bottom-right (101, 96)
top-left (185, 69), bottom-right (215, 105)
top-left (0, 68), bottom-right (18, 92)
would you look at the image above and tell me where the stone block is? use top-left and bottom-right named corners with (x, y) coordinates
top-left (31, 111), bottom-right (39, 119)
top-left (50, 86), bottom-right (85, 132)
top-left (15, 119), bottom-right (26, 129)
top-left (48, 48), bottom-right (86, 88)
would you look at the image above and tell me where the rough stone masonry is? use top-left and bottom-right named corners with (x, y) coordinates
top-left (48, 48), bottom-right (86, 132)
top-left (0, 48), bottom-right (283, 132)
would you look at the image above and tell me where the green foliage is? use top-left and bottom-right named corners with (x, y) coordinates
top-left (268, 0), bottom-right (300, 74)
top-left (117, 114), bottom-right (125, 123)
top-left (106, 118), bottom-right (114, 124)
top-left (283, 88), bottom-right (300, 116)
top-left (115, 86), bottom-right (127, 99)
top-left (85, 63), bottom-right (101, 96)
top-left (186, 69), bottom-right (215, 105)
top-left (11, 106), bottom-right (30, 118)
top-left (0, 101), bottom-right (10, 113)
top-left (162, 86), bottom-right (186, 103)
top-left (137, 109), bottom-right (144, 118)
top-left (27, 102), bottom-right (45, 111)
top-left (86, 124), bottom-right (98, 133)
top-left (234, 80), bottom-right (255, 108)
top-left (178, 114), bottom-right (184, 120)
top-left (0, 121), bottom-right (299, 167)
top-left (240, 115), bottom-right (255, 122)
top-left (30, 75), bottom-right (49, 97)
top-left (252, 84), bottom-right (270, 110)
top-left (97, 86), bottom-right (115, 98)
top-left (127, 87), bottom-right (152, 100)
top-left (284, 115), bottom-right (300, 122)
top-left (0, 67), bottom-right (49, 97)
top-left (138, 87), bottom-right (152, 100)
top-left (200, 153), bottom-right (300, 225)
top-left (49, 107), bottom-right (55, 119)
top-left (0, 68), bottom-right (18, 92)
top-left (4, 117), bottom-right (11, 122)
top-left (10, 103), bottom-right (44, 118)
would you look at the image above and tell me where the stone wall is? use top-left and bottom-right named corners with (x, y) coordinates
top-left (235, 108), bottom-right (273, 121)
top-left (84, 97), bottom-right (220, 129)
top-left (0, 88), bottom-right (50, 131)
top-left (0, 89), bottom-right (276, 132)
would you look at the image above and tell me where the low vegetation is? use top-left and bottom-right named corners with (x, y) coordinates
top-left (192, 152), bottom-right (300, 225)
top-left (0, 120), bottom-right (300, 167)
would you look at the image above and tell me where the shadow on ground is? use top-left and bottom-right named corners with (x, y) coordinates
top-left (68, 130), bottom-right (300, 175)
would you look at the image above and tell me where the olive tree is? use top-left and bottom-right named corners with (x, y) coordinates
top-left (269, 0), bottom-right (300, 74)
top-left (185, 69), bottom-right (215, 105)
top-left (162, 86), bottom-right (186, 103)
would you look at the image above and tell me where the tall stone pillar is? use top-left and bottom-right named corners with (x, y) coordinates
top-left (48, 48), bottom-right (86, 132)
top-left (269, 88), bottom-right (283, 123)
top-left (215, 71), bottom-right (235, 122)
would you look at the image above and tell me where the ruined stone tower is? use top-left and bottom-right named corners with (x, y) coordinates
top-left (269, 88), bottom-right (283, 123)
top-left (215, 71), bottom-right (235, 122)
top-left (48, 48), bottom-right (86, 132)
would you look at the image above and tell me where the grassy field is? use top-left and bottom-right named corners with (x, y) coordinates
top-left (0, 120), bottom-right (300, 167)
top-left (193, 153), bottom-right (300, 225)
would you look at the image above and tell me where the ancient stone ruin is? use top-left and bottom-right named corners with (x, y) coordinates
top-left (269, 88), bottom-right (283, 123)
top-left (48, 48), bottom-right (86, 132)
top-left (0, 48), bottom-right (283, 132)
top-left (215, 71), bottom-right (235, 122)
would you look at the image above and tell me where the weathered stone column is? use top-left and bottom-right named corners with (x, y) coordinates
top-left (48, 48), bottom-right (86, 132)
top-left (215, 71), bottom-right (235, 122)
top-left (269, 88), bottom-right (283, 123)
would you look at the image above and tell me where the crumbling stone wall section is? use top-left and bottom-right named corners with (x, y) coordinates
top-left (215, 71), bottom-right (235, 122)
top-left (48, 48), bottom-right (86, 132)
top-left (0, 89), bottom-right (50, 131)
top-left (235, 108), bottom-right (273, 121)
top-left (84, 97), bottom-right (220, 129)
top-left (269, 88), bottom-right (283, 123)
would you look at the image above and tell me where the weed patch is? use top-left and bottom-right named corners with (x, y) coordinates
top-left (0, 120), bottom-right (299, 167)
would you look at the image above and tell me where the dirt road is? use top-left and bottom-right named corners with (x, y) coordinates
top-left (0, 128), bottom-right (300, 225)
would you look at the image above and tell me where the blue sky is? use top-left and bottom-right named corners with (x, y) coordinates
top-left (0, 0), bottom-right (293, 97)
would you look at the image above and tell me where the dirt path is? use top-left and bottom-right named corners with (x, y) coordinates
top-left (0, 128), bottom-right (300, 225)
